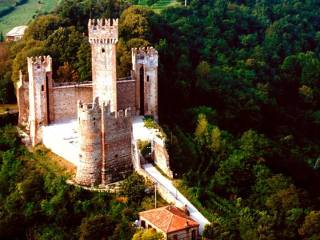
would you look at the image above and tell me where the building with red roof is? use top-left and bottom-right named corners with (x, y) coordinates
top-left (139, 205), bottom-right (199, 240)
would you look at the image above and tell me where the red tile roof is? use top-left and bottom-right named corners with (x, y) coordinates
top-left (139, 205), bottom-right (199, 234)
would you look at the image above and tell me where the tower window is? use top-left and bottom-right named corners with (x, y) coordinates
top-left (147, 76), bottom-right (150, 82)
top-left (41, 85), bottom-right (44, 91)
top-left (102, 48), bottom-right (105, 53)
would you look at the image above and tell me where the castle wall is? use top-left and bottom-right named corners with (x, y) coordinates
top-left (102, 109), bottom-right (133, 184)
top-left (49, 84), bottom-right (92, 123)
top-left (117, 79), bottom-right (136, 111)
top-left (16, 72), bottom-right (29, 125)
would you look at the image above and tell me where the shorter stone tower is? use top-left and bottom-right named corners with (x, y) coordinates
top-left (76, 98), bottom-right (102, 186)
top-left (102, 105), bottom-right (133, 184)
top-left (132, 47), bottom-right (158, 120)
top-left (75, 97), bottom-right (133, 186)
top-left (27, 56), bottom-right (52, 146)
top-left (89, 18), bottom-right (118, 111)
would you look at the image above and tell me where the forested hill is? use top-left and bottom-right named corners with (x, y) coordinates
top-left (1, 0), bottom-right (320, 239)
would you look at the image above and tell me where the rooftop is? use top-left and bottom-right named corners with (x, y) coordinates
top-left (6, 25), bottom-right (28, 37)
top-left (139, 205), bottom-right (199, 234)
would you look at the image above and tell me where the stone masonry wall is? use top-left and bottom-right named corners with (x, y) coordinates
top-left (50, 85), bottom-right (92, 123)
top-left (76, 98), bottom-right (102, 186)
top-left (16, 73), bottom-right (29, 125)
top-left (103, 109), bottom-right (133, 183)
top-left (117, 79), bottom-right (136, 111)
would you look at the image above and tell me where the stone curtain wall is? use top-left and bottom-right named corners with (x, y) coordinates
top-left (117, 79), bottom-right (136, 112)
top-left (103, 109), bottom-right (133, 183)
top-left (50, 84), bottom-right (92, 123)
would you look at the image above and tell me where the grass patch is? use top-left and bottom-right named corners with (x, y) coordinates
top-left (0, 103), bottom-right (17, 114)
top-left (30, 145), bottom-right (76, 177)
top-left (137, 0), bottom-right (180, 13)
top-left (0, 0), bottom-right (60, 34)
top-left (143, 116), bottom-right (166, 139)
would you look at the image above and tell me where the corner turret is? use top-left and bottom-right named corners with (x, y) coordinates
top-left (27, 56), bottom-right (52, 146)
top-left (132, 47), bottom-right (158, 120)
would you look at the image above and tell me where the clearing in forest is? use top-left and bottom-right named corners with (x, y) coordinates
top-left (0, 0), bottom-right (60, 34)
top-left (138, 0), bottom-right (180, 13)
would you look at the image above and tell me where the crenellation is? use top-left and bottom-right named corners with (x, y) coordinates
top-left (20, 17), bottom-right (163, 187)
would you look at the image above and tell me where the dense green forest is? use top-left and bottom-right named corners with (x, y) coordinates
top-left (0, 125), bottom-right (165, 239)
top-left (1, 0), bottom-right (320, 239)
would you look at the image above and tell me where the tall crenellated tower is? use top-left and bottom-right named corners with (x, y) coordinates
top-left (76, 97), bottom-right (102, 186)
top-left (132, 47), bottom-right (158, 121)
top-left (27, 56), bottom-right (52, 146)
top-left (88, 18), bottom-right (118, 111)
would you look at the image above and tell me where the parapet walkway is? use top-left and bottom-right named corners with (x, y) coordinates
top-left (132, 116), bottom-right (210, 234)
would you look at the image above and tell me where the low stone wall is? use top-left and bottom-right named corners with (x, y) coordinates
top-left (152, 136), bottom-right (173, 178)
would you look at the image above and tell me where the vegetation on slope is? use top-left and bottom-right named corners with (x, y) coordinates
top-left (0, 125), bottom-right (165, 239)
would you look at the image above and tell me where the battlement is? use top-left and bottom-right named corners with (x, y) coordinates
top-left (78, 97), bottom-right (100, 113)
top-left (132, 47), bottom-right (158, 56)
top-left (105, 107), bottom-right (132, 119)
top-left (88, 18), bottom-right (118, 44)
top-left (132, 47), bottom-right (158, 69)
top-left (27, 56), bottom-right (52, 68)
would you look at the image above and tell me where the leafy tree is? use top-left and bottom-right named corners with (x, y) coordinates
top-left (132, 228), bottom-right (164, 240)
top-left (24, 15), bottom-right (63, 41)
top-left (119, 173), bottom-right (147, 205)
top-left (298, 211), bottom-right (320, 239)
top-left (79, 215), bottom-right (115, 240)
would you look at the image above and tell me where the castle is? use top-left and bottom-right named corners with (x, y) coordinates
top-left (17, 18), bottom-right (162, 186)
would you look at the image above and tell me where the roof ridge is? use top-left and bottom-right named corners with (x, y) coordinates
top-left (166, 211), bottom-right (174, 233)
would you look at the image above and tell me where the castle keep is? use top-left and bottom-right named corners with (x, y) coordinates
top-left (17, 18), bottom-right (162, 186)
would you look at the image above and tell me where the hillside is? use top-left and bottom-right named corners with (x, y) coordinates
top-left (138, 0), bottom-right (179, 13)
top-left (0, 0), bottom-right (60, 34)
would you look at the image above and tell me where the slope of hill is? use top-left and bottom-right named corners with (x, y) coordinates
top-left (138, 0), bottom-right (179, 13)
top-left (0, 0), bottom-right (60, 34)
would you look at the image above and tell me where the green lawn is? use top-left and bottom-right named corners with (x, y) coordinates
top-left (138, 0), bottom-right (180, 13)
top-left (0, 0), bottom-right (60, 34)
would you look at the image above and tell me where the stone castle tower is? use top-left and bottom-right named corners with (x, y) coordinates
top-left (132, 47), bottom-right (158, 120)
top-left (18, 17), bottom-right (162, 187)
top-left (27, 56), bottom-right (52, 146)
top-left (89, 18), bottom-right (118, 111)
top-left (75, 19), bottom-right (133, 186)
